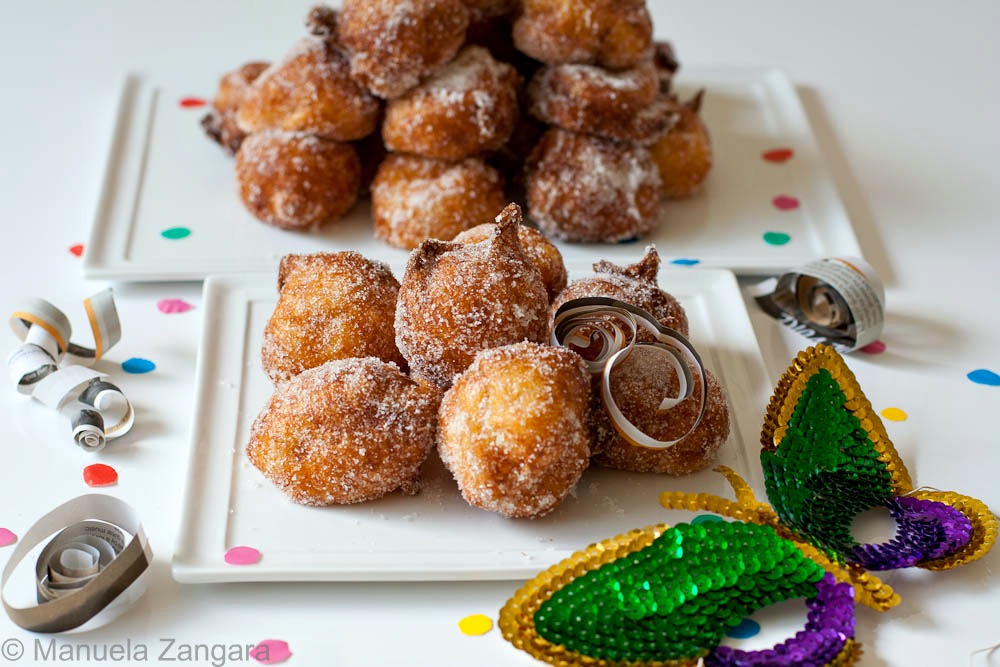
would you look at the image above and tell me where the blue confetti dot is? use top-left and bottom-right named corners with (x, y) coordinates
top-left (122, 357), bottom-right (156, 374)
top-left (726, 618), bottom-right (761, 639)
top-left (967, 369), bottom-right (1000, 386)
top-left (670, 258), bottom-right (701, 266)
top-left (692, 514), bottom-right (724, 525)
top-left (617, 236), bottom-right (640, 244)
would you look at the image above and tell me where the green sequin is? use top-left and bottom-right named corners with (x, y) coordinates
top-left (533, 522), bottom-right (824, 661)
top-left (761, 369), bottom-right (893, 560)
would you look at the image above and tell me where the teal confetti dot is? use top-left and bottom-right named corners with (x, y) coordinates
top-left (617, 236), bottom-right (640, 244)
top-left (161, 226), bottom-right (191, 240)
top-left (725, 618), bottom-right (761, 639)
top-left (763, 231), bottom-right (791, 246)
top-left (967, 369), bottom-right (1000, 386)
top-left (692, 515), bottom-right (724, 525)
top-left (122, 358), bottom-right (156, 374)
top-left (670, 258), bottom-right (701, 266)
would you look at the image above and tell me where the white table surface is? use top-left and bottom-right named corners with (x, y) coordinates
top-left (1, 1), bottom-right (998, 665)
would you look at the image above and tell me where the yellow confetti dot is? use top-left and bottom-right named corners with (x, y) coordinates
top-left (458, 613), bottom-right (493, 636)
top-left (880, 407), bottom-right (907, 422)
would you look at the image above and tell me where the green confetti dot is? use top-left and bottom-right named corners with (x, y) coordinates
top-left (763, 231), bottom-right (791, 246)
top-left (161, 226), bottom-right (191, 240)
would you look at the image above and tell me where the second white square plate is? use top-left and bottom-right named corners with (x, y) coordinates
top-left (173, 264), bottom-right (774, 583)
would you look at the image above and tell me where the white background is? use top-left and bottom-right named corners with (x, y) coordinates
top-left (0, 1), bottom-right (998, 665)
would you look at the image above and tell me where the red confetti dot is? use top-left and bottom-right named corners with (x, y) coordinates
top-left (762, 148), bottom-right (794, 163)
top-left (859, 340), bottom-right (886, 354)
top-left (772, 195), bottom-right (800, 211)
top-left (179, 97), bottom-right (207, 108)
top-left (83, 463), bottom-right (118, 487)
top-left (69, 244), bottom-right (84, 257)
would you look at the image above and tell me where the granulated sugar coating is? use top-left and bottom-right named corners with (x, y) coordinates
top-left (372, 154), bottom-right (506, 249)
top-left (338, 0), bottom-right (470, 99)
top-left (454, 222), bottom-right (567, 302)
top-left (247, 358), bottom-right (441, 505)
top-left (591, 346), bottom-right (730, 475)
top-left (237, 36), bottom-right (379, 142)
top-left (527, 61), bottom-right (678, 146)
top-left (395, 203), bottom-right (549, 388)
top-left (261, 252), bottom-right (406, 383)
top-left (383, 45), bottom-right (521, 160)
top-left (437, 342), bottom-right (592, 518)
top-left (512, 0), bottom-right (653, 70)
top-left (236, 130), bottom-right (360, 230)
top-left (550, 246), bottom-right (689, 337)
top-left (525, 128), bottom-right (663, 242)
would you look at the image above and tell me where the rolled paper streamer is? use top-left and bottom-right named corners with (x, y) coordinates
top-left (7, 290), bottom-right (133, 451)
top-left (1, 495), bottom-right (152, 633)
top-left (751, 257), bottom-right (884, 352)
top-left (551, 297), bottom-right (707, 449)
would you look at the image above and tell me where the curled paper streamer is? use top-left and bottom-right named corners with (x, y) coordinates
top-left (751, 257), bottom-right (884, 352)
top-left (1, 495), bottom-right (152, 633)
top-left (551, 297), bottom-right (707, 449)
top-left (7, 290), bottom-right (134, 451)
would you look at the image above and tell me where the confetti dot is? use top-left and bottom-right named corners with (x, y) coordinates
top-left (692, 514), bottom-right (724, 525)
top-left (763, 231), bottom-right (791, 246)
top-left (225, 546), bottom-right (262, 565)
top-left (967, 369), bottom-right (1000, 386)
top-left (157, 298), bottom-right (194, 314)
top-left (251, 640), bottom-right (291, 665)
top-left (670, 258), bottom-right (701, 267)
top-left (179, 96), bottom-right (207, 108)
top-left (617, 236), bottom-right (640, 244)
top-left (83, 464), bottom-right (118, 487)
top-left (726, 618), bottom-right (761, 639)
top-left (771, 195), bottom-right (800, 211)
top-left (68, 243), bottom-right (84, 257)
top-left (122, 357), bottom-right (156, 374)
top-left (161, 226), bottom-right (191, 240)
top-left (859, 340), bottom-right (886, 354)
top-left (458, 614), bottom-right (493, 636)
top-left (880, 407), bottom-right (907, 422)
top-left (0, 528), bottom-right (17, 547)
top-left (762, 148), bottom-right (794, 163)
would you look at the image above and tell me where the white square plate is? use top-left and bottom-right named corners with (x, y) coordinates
top-left (86, 68), bottom-right (860, 281)
top-left (172, 264), bottom-right (774, 582)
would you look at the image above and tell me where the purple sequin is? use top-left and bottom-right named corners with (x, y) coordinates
top-left (850, 495), bottom-right (972, 570)
top-left (706, 573), bottom-right (854, 667)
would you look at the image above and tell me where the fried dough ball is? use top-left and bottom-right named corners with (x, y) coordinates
top-left (512, 0), bottom-right (653, 70)
top-left (591, 347), bottom-right (730, 475)
top-left (650, 91), bottom-right (713, 199)
top-left (337, 0), bottom-right (470, 99)
top-left (261, 252), bottom-right (406, 383)
top-left (525, 128), bottom-right (663, 242)
top-left (395, 203), bottom-right (549, 387)
top-left (454, 222), bottom-right (566, 302)
top-left (550, 247), bottom-right (689, 336)
top-left (237, 36), bottom-right (379, 142)
top-left (201, 61), bottom-right (270, 155)
top-left (653, 41), bottom-right (680, 94)
top-left (527, 62), bottom-right (676, 146)
top-left (438, 342), bottom-right (591, 518)
top-left (372, 154), bottom-right (506, 249)
top-left (462, 0), bottom-right (513, 22)
top-left (236, 130), bottom-right (360, 230)
top-left (247, 358), bottom-right (441, 505)
top-left (383, 46), bottom-right (521, 160)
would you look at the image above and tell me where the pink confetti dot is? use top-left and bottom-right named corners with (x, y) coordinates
top-left (859, 340), bottom-right (886, 354)
top-left (157, 298), bottom-right (194, 314)
top-left (252, 639), bottom-right (291, 664)
top-left (224, 546), bottom-right (261, 565)
top-left (772, 195), bottom-right (800, 211)
top-left (0, 528), bottom-right (17, 547)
